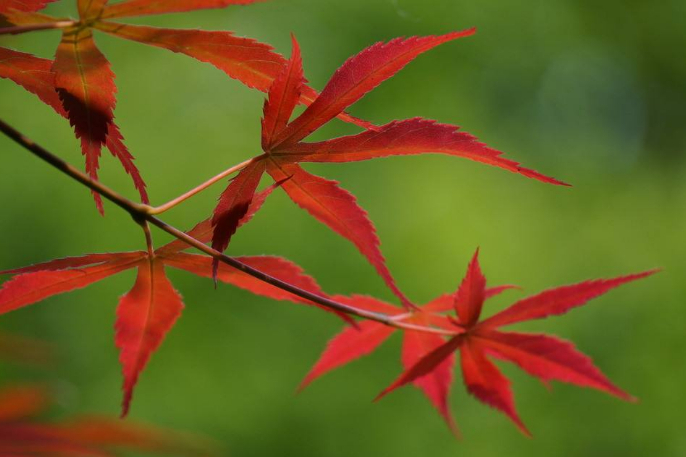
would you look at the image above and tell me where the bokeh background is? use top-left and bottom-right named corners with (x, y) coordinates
top-left (1, 0), bottom-right (685, 455)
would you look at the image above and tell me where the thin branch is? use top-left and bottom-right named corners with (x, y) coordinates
top-left (0, 118), bottom-right (456, 336)
top-left (0, 21), bottom-right (76, 36)
top-left (148, 155), bottom-right (263, 215)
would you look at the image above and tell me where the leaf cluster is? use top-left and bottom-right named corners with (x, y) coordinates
top-left (0, 0), bottom-right (656, 442)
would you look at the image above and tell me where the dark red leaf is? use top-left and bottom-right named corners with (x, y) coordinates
top-left (0, 48), bottom-right (149, 204)
top-left (157, 180), bottom-right (279, 256)
top-left (52, 26), bottom-right (117, 213)
top-left (210, 159), bottom-right (266, 275)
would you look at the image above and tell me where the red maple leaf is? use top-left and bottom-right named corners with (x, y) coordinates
top-left (211, 33), bottom-right (568, 310)
top-left (1, 0), bottom-right (371, 212)
top-left (0, 46), bottom-right (148, 211)
top-left (298, 287), bottom-right (516, 436)
top-left (0, 0), bottom-right (56, 14)
top-left (303, 249), bottom-right (655, 436)
top-left (0, 194), bottom-right (349, 416)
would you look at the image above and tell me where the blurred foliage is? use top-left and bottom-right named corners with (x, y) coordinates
top-left (1, 0), bottom-right (684, 455)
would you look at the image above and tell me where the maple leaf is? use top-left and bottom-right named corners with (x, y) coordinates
top-left (0, 46), bottom-right (148, 211)
top-left (365, 250), bottom-right (656, 435)
top-left (211, 33), bottom-right (567, 310)
top-left (0, 208), bottom-right (348, 415)
top-left (299, 286), bottom-right (515, 436)
top-left (1, 0), bottom-right (371, 211)
top-left (0, 0), bottom-right (56, 14)
top-left (0, 383), bottom-right (218, 456)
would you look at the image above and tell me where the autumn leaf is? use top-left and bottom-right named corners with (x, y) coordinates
top-left (372, 250), bottom-right (655, 435)
top-left (210, 159), bottom-right (266, 277)
top-left (2, 0), bottom-right (372, 212)
top-left (100, 0), bottom-right (264, 19)
top-left (268, 31), bottom-right (479, 149)
top-left (211, 31), bottom-right (566, 311)
top-left (157, 178), bottom-right (282, 256)
top-left (261, 33), bottom-right (304, 151)
top-left (0, 46), bottom-right (148, 207)
top-left (0, 233), bottom-right (349, 415)
top-left (0, 0), bottom-right (56, 14)
top-left (299, 288), bottom-right (508, 437)
top-left (0, 383), bottom-right (218, 456)
top-left (0, 384), bottom-right (51, 422)
top-left (52, 25), bottom-right (120, 213)
top-left (115, 257), bottom-right (184, 417)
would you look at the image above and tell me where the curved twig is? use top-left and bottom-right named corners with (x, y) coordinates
top-left (0, 118), bottom-right (456, 336)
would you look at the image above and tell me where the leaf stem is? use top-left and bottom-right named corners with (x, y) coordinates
top-left (140, 221), bottom-right (155, 258)
top-left (0, 21), bottom-right (76, 36)
top-left (0, 118), bottom-right (454, 336)
top-left (148, 155), bottom-right (263, 215)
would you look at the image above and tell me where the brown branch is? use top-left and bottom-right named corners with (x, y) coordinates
top-left (0, 118), bottom-right (456, 336)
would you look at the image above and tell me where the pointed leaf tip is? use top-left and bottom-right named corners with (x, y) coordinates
top-left (402, 325), bottom-right (459, 435)
top-left (482, 269), bottom-right (659, 328)
top-left (262, 33), bottom-right (305, 150)
top-left (475, 330), bottom-right (637, 402)
top-left (116, 260), bottom-right (184, 417)
top-left (0, 256), bottom-right (141, 316)
top-left (460, 339), bottom-right (531, 436)
top-left (454, 248), bottom-right (486, 327)
top-left (278, 118), bottom-right (566, 186)
top-left (210, 160), bottom-right (266, 277)
top-left (266, 161), bottom-right (414, 309)
top-left (375, 334), bottom-right (464, 402)
top-left (271, 30), bottom-right (477, 148)
top-left (299, 320), bottom-right (394, 392)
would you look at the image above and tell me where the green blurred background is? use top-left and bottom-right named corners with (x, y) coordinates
top-left (1, 0), bottom-right (685, 455)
